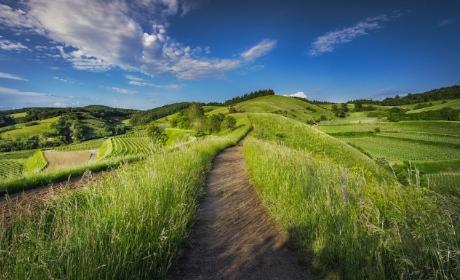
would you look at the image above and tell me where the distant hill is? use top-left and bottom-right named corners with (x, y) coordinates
top-left (350, 85), bottom-right (460, 106)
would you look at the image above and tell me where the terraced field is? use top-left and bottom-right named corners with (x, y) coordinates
top-left (100, 137), bottom-right (155, 158)
top-left (378, 132), bottom-right (460, 146)
top-left (55, 138), bottom-right (105, 151)
top-left (319, 121), bottom-right (460, 136)
top-left (0, 159), bottom-right (24, 179)
top-left (341, 136), bottom-right (460, 161)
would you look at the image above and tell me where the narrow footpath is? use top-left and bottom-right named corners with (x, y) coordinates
top-left (172, 144), bottom-right (314, 280)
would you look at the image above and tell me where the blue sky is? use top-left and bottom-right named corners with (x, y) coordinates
top-left (0, 0), bottom-right (459, 109)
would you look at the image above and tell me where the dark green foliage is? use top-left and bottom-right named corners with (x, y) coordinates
top-left (350, 85), bottom-right (460, 106)
top-left (170, 104), bottom-right (228, 134)
top-left (224, 89), bottom-right (275, 105)
top-left (207, 114), bottom-right (224, 133)
top-left (222, 116), bottom-right (237, 130)
top-left (1, 105), bottom-right (136, 127)
top-left (228, 106), bottom-right (237, 113)
top-left (0, 114), bottom-right (14, 128)
top-left (332, 104), bottom-right (348, 118)
top-left (130, 102), bottom-right (191, 125)
top-left (147, 125), bottom-right (168, 146)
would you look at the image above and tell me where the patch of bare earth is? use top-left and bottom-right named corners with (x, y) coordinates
top-left (172, 145), bottom-right (316, 280)
top-left (44, 150), bottom-right (97, 171)
top-left (0, 171), bottom-right (103, 226)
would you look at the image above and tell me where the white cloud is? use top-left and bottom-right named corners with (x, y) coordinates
top-left (284, 91), bottom-right (307, 99)
top-left (125, 75), bottom-right (181, 89)
top-left (241, 39), bottom-right (277, 61)
top-left (0, 38), bottom-right (28, 51)
top-left (0, 71), bottom-right (28, 81)
top-left (105, 86), bottom-right (137, 95)
top-left (0, 1), bottom-right (275, 79)
top-left (309, 13), bottom-right (401, 56)
top-left (0, 86), bottom-right (46, 97)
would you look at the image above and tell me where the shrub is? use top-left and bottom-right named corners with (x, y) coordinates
top-left (147, 125), bottom-right (168, 146)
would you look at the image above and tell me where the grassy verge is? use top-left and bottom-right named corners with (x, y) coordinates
top-left (24, 150), bottom-right (47, 173)
top-left (243, 115), bottom-right (460, 279)
top-left (0, 123), bottom-right (249, 279)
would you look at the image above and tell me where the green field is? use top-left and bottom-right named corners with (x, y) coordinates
top-left (0, 117), bottom-right (58, 140)
top-left (8, 112), bottom-right (27, 119)
top-left (55, 138), bottom-right (105, 151)
top-left (407, 99), bottom-right (460, 113)
top-left (235, 95), bottom-right (334, 123)
top-left (0, 118), bottom-right (249, 279)
top-left (341, 136), bottom-right (460, 161)
top-left (0, 159), bottom-right (24, 179)
top-left (243, 113), bottom-right (459, 278)
top-left (319, 120), bottom-right (460, 136)
top-left (1, 93), bottom-right (460, 279)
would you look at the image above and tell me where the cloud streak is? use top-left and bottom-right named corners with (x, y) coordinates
top-left (0, 71), bottom-right (28, 81)
top-left (241, 39), bottom-right (277, 61)
top-left (309, 13), bottom-right (401, 56)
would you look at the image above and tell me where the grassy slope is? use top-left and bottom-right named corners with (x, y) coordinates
top-left (243, 114), bottom-right (460, 278)
top-left (319, 120), bottom-right (460, 136)
top-left (235, 95), bottom-right (334, 122)
top-left (406, 99), bottom-right (460, 113)
top-left (1, 117), bottom-right (58, 140)
top-left (0, 120), bottom-right (250, 279)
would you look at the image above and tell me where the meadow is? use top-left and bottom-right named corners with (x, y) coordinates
top-left (243, 114), bottom-right (460, 279)
top-left (1, 92), bottom-right (460, 279)
top-left (0, 119), bottom-right (250, 279)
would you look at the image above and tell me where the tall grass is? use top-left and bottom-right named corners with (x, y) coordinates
top-left (0, 123), bottom-right (249, 279)
top-left (243, 114), bottom-right (460, 279)
top-left (249, 114), bottom-right (395, 183)
top-left (0, 122), bottom-right (249, 279)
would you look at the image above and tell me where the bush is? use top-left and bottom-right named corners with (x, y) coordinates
top-left (147, 125), bottom-right (168, 146)
top-left (222, 116), bottom-right (237, 130)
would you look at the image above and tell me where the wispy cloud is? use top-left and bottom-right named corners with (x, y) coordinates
top-left (0, 86), bottom-right (46, 97)
top-left (0, 1), bottom-right (275, 79)
top-left (104, 86), bottom-right (137, 95)
top-left (309, 12), bottom-right (402, 56)
top-left (438, 18), bottom-right (454, 27)
top-left (125, 74), bottom-right (181, 89)
top-left (0, 71), bottom-right (28, 81)
top-left (241, 39), bottom-right (277, 61)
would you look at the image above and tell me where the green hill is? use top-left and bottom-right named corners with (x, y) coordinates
top-left (233, 95), bottom-right (334, 123)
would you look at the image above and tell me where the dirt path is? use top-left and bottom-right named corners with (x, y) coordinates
top-left (44, 150), bottom-right (97, 171)
top-left (172, 145), bottom-right (315, 280)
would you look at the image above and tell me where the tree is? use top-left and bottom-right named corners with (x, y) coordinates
top-left (228, 106), bottom-right (237, 113)
top-left (222, 116), bottom-right (236, 130)
top-left (207, 114), bottom-right (222, 133)
top-left (354, 102), bottom-right (363, 112)
top-left (147, 125), bottom-right (168, 146)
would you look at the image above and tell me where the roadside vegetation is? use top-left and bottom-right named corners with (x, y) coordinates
top-left (0, 118), bottom-right (249, 279)
top-left (243, 114), bottom-right (460, 279)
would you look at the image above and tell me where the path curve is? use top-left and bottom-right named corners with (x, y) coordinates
top-left (172, 144), bottom-right (314, 280)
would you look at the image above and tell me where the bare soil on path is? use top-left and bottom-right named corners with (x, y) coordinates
top-left (44, 150), bottom-right (97, 171)
top-left (172, 145), bottom-right (315, 280)
top-left (0, 171), bottom-right (104, 226)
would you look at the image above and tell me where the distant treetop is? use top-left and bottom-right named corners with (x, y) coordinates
top-left (224, 89), bottom-right (275, 105)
